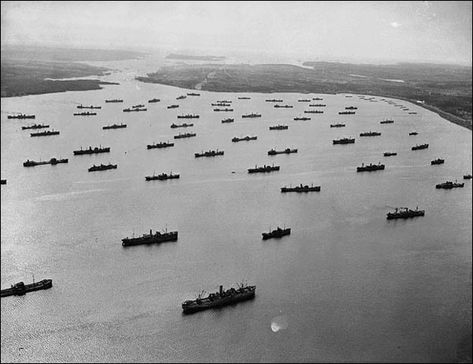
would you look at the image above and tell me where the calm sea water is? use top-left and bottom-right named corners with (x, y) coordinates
top-left (1, 55), bottom-right (471, 363)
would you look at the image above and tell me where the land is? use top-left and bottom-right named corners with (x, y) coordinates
top-left (1, 46), bottom-right (144, 97)
top-left (136, 62), bottom-right (472, 130)
top-left (166, 53), bottom-right (226, 61)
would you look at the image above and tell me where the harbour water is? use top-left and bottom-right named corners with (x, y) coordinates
top-left (1, 55), bottom-right (471, 362)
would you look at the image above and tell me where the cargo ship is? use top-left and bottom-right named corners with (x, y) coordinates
top-left (294, 117), bottom-right (311, 121)
top-left (309, 104), bottom-right (326, 107)
top-left (345, 106), bottom-right (358, 110)
top-left (380, 119), bottom-right (394, 124)
top-left (274, 104), bottom-right (293, 108)
top-left (221, 118), bottom-right (234, 123)
top-left (148, 98), bottom-right (160, 103)
top-left (73, 111), bottom-right (97, 116)
top-left (22, 124), bottom-right (49, 130)
top-left (176, 95), bottom-right (187, 100)
top-left (357, 162), bottom-right (385, 172)
top-left (174, 132), bottom-right (197, 139)
top-left (88, 163), bottom-right (117, 172)
top-left (214, 108), bottom-right (234, 112)
top-left (339, 111), bottom-right (355, 115)
top-left (145, 172), bottom-right (180, 181)
top-left (73, 146), bottom-right (110, 155)
top-left (1, 279), bottom-right (52, 297)
top-left (132, 104), bottom-right (145, 108)
top-left (304, 110), bottom-right (323, 114)
top-left (77, 104), bottom-right (101, 109)
top-left (248, 164), bottom-right (280, 174)
top-left (171, 123), bottom-right (193, 128)
top-left (435, 181), bottom-right (464, 189)
top-left (262, 227), bottom-right (291, 240)
top-left (333, 138), bottom-right (355, 144)
top-left (360, 131), bottom-right (381, 137)
top-left (103, 123), bottom-right (127, 130)
top-left (313, 97), bottom-right (323, 100)
top-left (195, 149), bottom-right (224, 158)
top-left (211, 103), bottom-right (231, 107)
top-left (122, 229), bottom-right (178, 247)
top-left (281, 184), bottom-right (320, 193)
top-left (8, 113), bottom-right (35, 119)
top-left (412, 143), bottom-right (429, 151)
top-left (386, 207), bottom-right (425, 220)
top-left (23, 157), bottom-right (68, 167)
top-left (268, 148), bottom-right (297, 155)
top-left (330, 123), bottom-right (345, 128)
top-left (123, 107), bottom-right (147, 112)
top-left (298, 99), bottom-right (310, 102)
top-left (409, 131), bottom-right (418, 136)
top-left (167, 105), bottom-right (179, 109)
top-left (187, 93), bottom-right (200, 96)
top-left (238, 97), bottom-right (251, 99)
top-left (384, 152), bottom-right (397, 157)
top-left (431, 158), bottom-right (445, 165)
top-left (182, 283), bottom-right (256, 314)
top-left (147, 141), bottom-right (174, 149)
top-left (269, 125), bottom-right (288, 130)
top-left (266, 99), bottom-right (283, 102)
top-left (30, 129), bottom-right (60, 137)
top-left (242, 113), bottom-right (261, 118)
top-left (105, 99), bottom-right (123, 103)
top-left (177, 114), bottom-right (199, 119)
top-left (232, 136), bottom-right (257, 142)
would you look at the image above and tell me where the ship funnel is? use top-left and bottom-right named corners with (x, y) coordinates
top-left (219, 285), bottom-right (223, 295)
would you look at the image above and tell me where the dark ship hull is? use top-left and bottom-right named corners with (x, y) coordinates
top-left (30, 131), bottom-right (60, 137)
top-left (103, 124), bottom-right (127, 130)
top-left (357, 164), bottom-right (385, 172)
top-left (281, 185), bottom-right (320, 193)
top-left (8, 114), bottom-right (35, 119)
top-left (333, 139), bottom-right (355, 144)
top-left (122, 230), bottom-right (178, 247)
top-left (74, 147), bottom-right (110, 155)
top-left (436, 182), bottom-right (464, 189)
top-left (248, 165), bottom-right (280, 174)
top-left (147, 143), bottom-right (174, 149)
top-left (387, 209), bottom-right (425, 220)
top-left (88, 164), bottom-right (117, 172)
top-left (232, 136), bottom-right (257, 142)
top-left (412, 144), bottom-right (429, 150)
top-left (262, 228), bottom-right (291, 240)
top-left (1, 279), bottom-right (52, 297)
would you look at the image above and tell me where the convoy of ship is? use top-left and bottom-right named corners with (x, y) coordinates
top-left (77, 104), bottom-right (101, 109)
top-left (174, 132), bottom-right (197, 139)
top-left (269, 125), bottom-right (288, 130)
top-left (122, 229), bottom-right (178, 246)
top-left (384, 152), bottom-right (397, 157)
top-left (8, 113), bottom-right (35, 119)
top-left (333, 137), bottom-right (355, 144)
top-left (242, 113), bottom-right (261, 118)
top-left (171, 123), bottom-right (194, 128)
top-left (221, 118), bottom-right (234, 123)
top-left (360, 131), bottom-right (381, 137)
top-left (74, 111), bottom-right (97, 116)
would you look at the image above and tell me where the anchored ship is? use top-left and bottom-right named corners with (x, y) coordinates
top-left (174, 132), bottom-right (197, 139)
top-left (248, 164), bottom-right (280, 174)
top-left (195, 150), bottom-right (224, 158)
top-left (431, 158), bottom-right (445, 165)
top-left (22, 124), bottom-right (49, 130)
top-left (8, 113), bottom-right (35, 119)
top-left (269, 125), bottom-right (288, 130)
top-left (88, 163), bottom-right (117, 172)
top-left (23, 158), bottom-right (68, 167)
top-left (262, 227), bottom-right (291, 240)
top-left (386, 207), bottom-right (425, 220)
top-left (333, 138), bottom-right (355, 144)
top-left (145, 172), bottom-right (180, 181)
top-left (147, 141), bottom-right (174, 149)
top-left (182, 283), bottom-right (256, 314)
top-left (357, 162), bottom-right (385, 172)
top-left (122, 229), bottom-right (178, 247)
top-left (73, 146), bottom-right (110, 155)
top-left (232, 136), bottom-right (257, 142)
top-left (1, 279), bottom-right (52, 297)
top-left (103, 123), bottom-right (127, 130)
top-left (268, 148), bottom-right (297, 155)
top-left (360, 131), bottom-right (381, 137)
top-left (281, 184), bottom-right (320, 193)
top-left (435, 181), bottom-right (464, 189)
top-left (30, 129), bottom-right (60, 137)
top-left (412, 143), bottom-right (429, 150)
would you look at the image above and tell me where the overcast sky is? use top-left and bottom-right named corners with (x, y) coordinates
top-left (1, 1), bottom-right (471, 65)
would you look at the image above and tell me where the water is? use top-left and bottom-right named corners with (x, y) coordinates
top-left (1, 55), bottom-right (471, 363)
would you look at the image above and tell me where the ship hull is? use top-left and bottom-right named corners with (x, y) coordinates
top-left (1, 279), bottom-right (52, 297)
top-left (182, 289), bottom-right (255, 314)
top-left (122, 232), bottom-right (178, 246)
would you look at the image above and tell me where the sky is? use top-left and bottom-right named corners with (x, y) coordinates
top-left (1, 1), bottom-right (472, 65)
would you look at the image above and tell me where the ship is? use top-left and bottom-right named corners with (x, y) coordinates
top-left (248, 164), bottom-right (280, 174)
top-left (384, 152), bottom-right (397, 157)
top-left (1, 279), bottom-right (52, 297)
top-left (123, 107), bottom-right (147, 112)
top-left (242, 113), bottom-right (261, 118)
top-left (147, 141), bottom-right (174, 149)
top-left (176, 95), bottom-right (187, 100)
top-left (360, 131), bottom-right (381, 137)
top-left (167, 105), bottom-right (179, 109)
top-left (268, 148), bottom-right (297, 155)
top-left (213, 108), bottom-right (234, 112)
top-left (313, 97), bottom-right (323, 100)
top-left (187, 93), bottom-right (201, 96)
top-left (431, 158), bottom-right (445, 165)
top-left (409, 131), bottom-right (418, 136)
top-left (145, 172), bottom-right (180, 181)
top-left (269, 125), bottom-right (288, 130)
top-left (77, 104), bottom-right (101, 109)
top-left (177, 114), bottom-right (199, 119)
top-left (211, 103), bottom-right (231, 107)
top-left (298, 99), bottom-right (310, 102)
top-left (171, 122), bottom-right (194, 128)
top-left (232, 136), bottom-right (257, 142)
top-left (262, 226), bottom-right (291, 240)
top-left (265, 99), bottom-right (283, 102)
top-left (309, 104), bottom-right (326, 107)
top-left (22, 124), bottom-right (49, 130)
top-left (88, 163), bottom-right (117, 172)
top-left (122, 229), bottom-right (178, 247)
top-left (333, 138), bottom-right (355, 144)
top-left (339, 111), bottom-right (356, 115)
top-left (435, 181), bottom-right (464, 189)
top-left (221, 118), bottom-right (234, 123)
top-left (281, 184), bottom-right (320, 193)
top-left (408, 112), bottom-right (417, 114)
top-left (464, 174), bottom-right (472, 179)
top-left (412, 143), bottom-right (429, 151)
top-left (238, 97), bottom-right (251, 99)
top-left (274, 104), bottom-right (293, 108)
top-left (132, 104), bottom-right (145, 108)
top-left (356, 162), bottom-right (385, 172)
top-left (103, 123), bottom-right (127, 130)
top-left (217, 100), bottom-right (232, 103)
top-left (8, 113), bottom-right (35, 119)
top-left (73, 111), bottom-right (97, 116)
top-left (105, 99), bottom-right (123, 103)
top-left (195, 149), bottom-right (224, 158)
top-left (304, 110), bottom-right (323, 114)
top-left (73, 146), bottom-right (111, 155)
top-left (182, 283), bottom-right (256, 314)
top-left (294, 117), bottom-right (311, 121)
top-left (380, 119), bottom-right (394, 124)
top-left (30, 129), bottom-right (60, 137)
top-left (148, 98), bottom-right (160, 103)
top-left (345, 106), bottom-right (358, 110)
top-left (23, 157), bottom-right (68, 167)
top-left (330, 123), bottom-right (345, 128)
top-left (386, 207), bottom-right (425, 220)
top-left (174, 132), bottom-right (197, 139)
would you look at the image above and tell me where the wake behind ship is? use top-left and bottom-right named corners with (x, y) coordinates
top-left (182, 284), bottom-right (256, 314)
